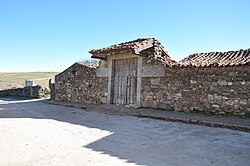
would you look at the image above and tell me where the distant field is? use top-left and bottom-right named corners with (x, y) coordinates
top-left (0, 72), bottom-right (59, 90)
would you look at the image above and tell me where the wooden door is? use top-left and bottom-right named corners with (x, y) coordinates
top-left (111, 58), bottom-right (138, 105)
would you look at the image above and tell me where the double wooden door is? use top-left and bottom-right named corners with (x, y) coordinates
top-left (111, 58), bottom-right (138, 105)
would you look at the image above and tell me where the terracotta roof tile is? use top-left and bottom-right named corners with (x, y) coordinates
top-left (89, 38), bottom-right (153, 54)
top-left (89, 38), bottom-right (170, 59)
top-left (89, 38), bottom-right (249, 68)
top-left (172, 48), bottom-right (250, 67)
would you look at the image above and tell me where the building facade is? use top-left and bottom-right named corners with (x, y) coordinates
top-left (51, 38), bottom-right (250, 116)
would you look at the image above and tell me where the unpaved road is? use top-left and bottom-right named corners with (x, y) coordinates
top-left (0, 98), bottom-right (249, 166)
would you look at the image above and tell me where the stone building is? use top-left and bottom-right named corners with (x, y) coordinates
top-left (51, 62), bottom-right (107, 104)
top-left (51, 38), bottom-right (250, 116)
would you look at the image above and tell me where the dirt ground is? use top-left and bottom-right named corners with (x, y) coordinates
top-left (0, 98), bottom-right (250, 166)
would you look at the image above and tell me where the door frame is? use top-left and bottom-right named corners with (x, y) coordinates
top-left (106, 53), bottom-right (142, 107)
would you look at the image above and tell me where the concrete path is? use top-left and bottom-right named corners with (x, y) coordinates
top-left (0, 98), bottom-right (250, 166)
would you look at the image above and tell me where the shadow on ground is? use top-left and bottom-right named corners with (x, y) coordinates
top-left (0, 97), bottom-right (249, 166)
top-left (0, 97), bottom-right (165, 165)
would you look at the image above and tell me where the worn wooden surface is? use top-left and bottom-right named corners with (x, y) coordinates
top-left (111, 58), bottom-right (138, 105)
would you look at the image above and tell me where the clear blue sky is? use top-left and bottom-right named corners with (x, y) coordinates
top-left (0, 0), bottom-right (249, 72)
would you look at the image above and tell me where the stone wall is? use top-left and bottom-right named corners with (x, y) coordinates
top-left (141, 65), bottom-right (250, 116)
top-left (0, 85), bottom-right (44, 98)
top-left (50, 55), bottom-right (249, 117)
top-left (141, 47), bottom-right (163, 66)
top-left (51, 63), bottom-right (108, 104)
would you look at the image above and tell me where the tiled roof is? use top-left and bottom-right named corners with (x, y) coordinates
top-left (172, 48), bottom-right (250, 67)
top-left (89, 38), bottom-right (249, 67)
top-left (89, 38), bottom-right (170, 59)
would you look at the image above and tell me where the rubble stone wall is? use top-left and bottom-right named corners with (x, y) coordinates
top-left (141, 47), bottom-right (163, 66)
top-left (141, 65), bottom-right (250, 116)
top-left (0, 85), bottom-right (44, 98)
top-left (52, 63), bottom-right (108, 104)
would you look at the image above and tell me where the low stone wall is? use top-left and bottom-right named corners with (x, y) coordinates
top-left (0, 85), bottom-right (44, 98)
top-left (141, 65), bottom-right (250, 116)
top-left (51, 63), bottom-right (108, 104)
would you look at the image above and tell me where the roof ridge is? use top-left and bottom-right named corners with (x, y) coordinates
top-left (89, 37), bottom-right (168, 57)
